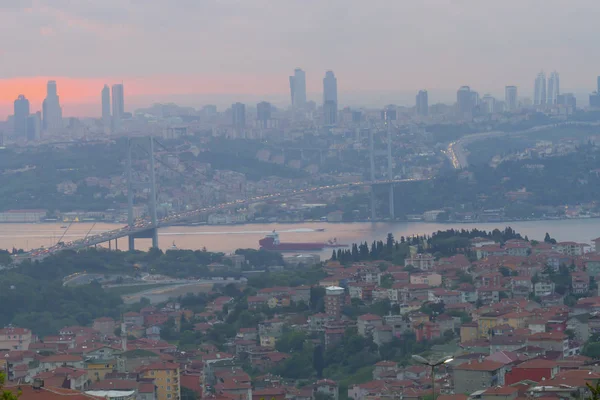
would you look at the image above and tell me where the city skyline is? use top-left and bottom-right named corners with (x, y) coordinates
top-left (1, 0), bottom-right (600, 118)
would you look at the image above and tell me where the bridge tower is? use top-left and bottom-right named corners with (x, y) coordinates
top-left (126, 137), bottom-right (159, 251)
top-left (369, 109), bottom-right (397, 221)
top-left (369, 126), bottom-right (376, 221)
top-left (385, 109), bottom-right (396, 220)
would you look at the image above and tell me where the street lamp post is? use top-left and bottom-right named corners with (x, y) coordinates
top-left (411, 355), bottom-right (454, 400)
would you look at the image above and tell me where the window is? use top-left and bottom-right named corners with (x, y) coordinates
top-left (167, 386), bottom-right (171, 391)
top-left (167, 379), bottom-right (171, 383)
top-left (167, 395), bottom-right (172, 399)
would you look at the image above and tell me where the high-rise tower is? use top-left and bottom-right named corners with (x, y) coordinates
top-left (289, 68), bottom-right (307, 108)
top-left (323, 71), bottom-right (338, 125)
top-left (534, 71), bottom-right (546, 106)
top-left (416, 90), bottom-right (429, 116)
top-left (42, 80), bottom-right (63, 134)
top-left (102, 85), bottom-right (111, 131)
top-left (232, 102), bottom-right (246, 138)
top-left (13, 95), bottom-right (30, 139)
top-left (505, 86), bottom-right (518, 111)
top-left (111, 84), bottom-right (125, 131)
top-left (547, 71), bottom-right (560, 105)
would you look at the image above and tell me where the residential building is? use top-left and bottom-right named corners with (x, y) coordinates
top-left (410, 272), bottom-right (442, 287)
top-left (534, 281), bottom-right (555, 297)
top-left (405, 254), bottom-right (435, 270)
top-left (325, 286), bottom-right (345, 319)
top-left (139, 362), bottom-right (181, 400)
top-left (554, 242), bottom-right (587, 256)
top-left (357, 314), bottom-right (383, 337)
top-left (505, 359), bottom-right (559, 385)
top-left (527, 332), bottom-right (569, 356)
top-left (314, 379), bottom-right (339, 400)
top-left (0, 327), bottom-right (32, 350)
top-left (453, 360), bottom-right (506, 393)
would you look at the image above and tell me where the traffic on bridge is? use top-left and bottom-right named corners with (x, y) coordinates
top-left (15, 178), bottom-right (422, 261)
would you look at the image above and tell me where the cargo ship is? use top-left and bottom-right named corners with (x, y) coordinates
top-left (259, 231), bottom-right (347, 252)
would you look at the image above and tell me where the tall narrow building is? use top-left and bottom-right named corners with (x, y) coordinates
top-left (505, 86), bottom-right (518, 111)
top-left (457, 86), bottom-right (473, 118)
top-left (323, 70), bottom-right (337, 125)
top-left (416, 90), bottom-right (428, 116)
top-left (323, 71), bottom-right (337, 105)
top-left (101, 85), bottom-right (111, 131)
top-left (13, 95), bottom-right (30, 139)
top-left (289, 68), bottom-right (307, 108)
top-left (111, 84), bottom-right (125, 131)
top-left (42, 80), bottom-right (63, 134)
top-left (547, 71), bottom-right (560, 105)
top-left (232, 102), bottom-right (246, 138)
top-left (534, 71), bottom-right (546, 106)
top-left (257, 101), bottom-right (271, 129)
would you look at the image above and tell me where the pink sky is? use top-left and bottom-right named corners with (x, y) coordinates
top-left (2, 0), bottom-right (600, 119)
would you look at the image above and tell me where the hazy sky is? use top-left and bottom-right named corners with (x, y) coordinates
top-left (1, 0), bottom-right (599, 117)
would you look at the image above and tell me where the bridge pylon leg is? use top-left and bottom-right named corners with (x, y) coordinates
top-left (389, 185), bottom-right (395, 220)
top-left (151, 227), bottom-right (158, 249)
top-left (370, 188), bottom-right (376, 221)
top-left (128, 235), bottom-right (135, 251)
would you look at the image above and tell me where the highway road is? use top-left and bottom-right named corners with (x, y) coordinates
top-left (446, 121), bottom-right (600, 170)
top-left (14, 177), bottom-right (423, 261)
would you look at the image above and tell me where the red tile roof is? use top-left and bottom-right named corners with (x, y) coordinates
top-left (454, 360), bottom-right (504, 371)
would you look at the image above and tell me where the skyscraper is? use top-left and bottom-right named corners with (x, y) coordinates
top-left (257, 101), bottom-right (271, 128)
top-left (13, 95), bottom-right (30, 139)
top-left (597, 76), bottom-right (600, 93)
top-left (481, 94), bottom-right (496, 114)
top-left (111, 84), bottom-right (125, 131)
top-left (547, 71), bottom-right (560, 105)
top-left (42, 80), bottom-right (63, 134)
top-left (457, 86), bottom-right (474, 118)
top-left (323, 71), bottom-right (337, 105)
top-left (232, 102), bottom-right (246, 137)
top-left (323, 101), bottom-right (337, 125)
top-left (102, 85), bottom-right (111, 130)
top-left (416, 90), bottom-right (428, 116)
top-left (505, 86), bottom-right (518, 111)
top-left (289, 68), bottom-right (307, 108)
top-left (534, 71), bottom-right (546, 106)
top-left (323, 70), bottom-right (337, 125)
top-left (27, 112), bottom-right (41, 141)
top-left (557, 93), bottom-right (576, 109)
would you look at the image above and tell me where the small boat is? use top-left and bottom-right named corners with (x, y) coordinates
top-left (316, 228), bottom-right (326, 232)
top-left (170, 241), bottom-right (178, 250)
top-left (60, 225), bottom-right (68, 229)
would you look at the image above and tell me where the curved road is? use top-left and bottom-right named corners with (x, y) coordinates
top-left (446, 121), bottom-right (600, 169)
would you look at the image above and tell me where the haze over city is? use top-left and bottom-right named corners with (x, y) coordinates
top-left (2, 0), bottom-right (600, 117)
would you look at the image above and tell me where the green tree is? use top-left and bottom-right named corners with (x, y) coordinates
top-left (0, 372), bottom-right (20, 400)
